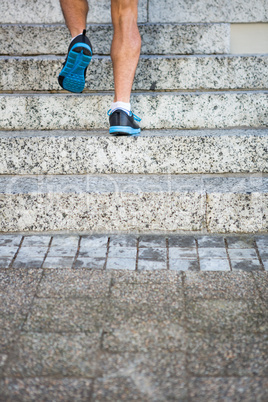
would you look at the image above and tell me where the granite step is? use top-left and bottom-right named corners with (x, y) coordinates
top-left (2, 0), bottom-right (267, 24)
top-left (1, 91), bottom-right (267, 131)
top-left (0, 174), bottom-right (267, 233)
top-left (0, 23), bottom-right (230, 56)
top-left (0, 129), bottom-right (267, 175)
top-left (1, 54), bottom-right (267, 92)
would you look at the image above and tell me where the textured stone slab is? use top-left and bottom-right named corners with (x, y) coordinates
top-left (42, 256), bottom-right (74, 269)
top-left (0, 234), bottom-right (22, 247)
top-left (169, 259), bottom-right (199, 271)
top-left (1, 0), bottom-right (147, 24)
top-left (106, 258), bottom-right (136, 270)
top-left (1, 129), bottom-right (267, 175)
top-left (2, 55), bottom-right (267, 91)
top-left (231, 259), bottom-right (262, 271)
top-left (149, 0), bottom-right (268, 23)
top-left (1, 92), bottom-right (267, 131)
top-left (199, 259), bottom-right (230, 271)
top-left (1, 174), bottom-right (267, 233)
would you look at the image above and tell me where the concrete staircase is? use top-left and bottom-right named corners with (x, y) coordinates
top-left (0, 0), bottom-right (267, 234)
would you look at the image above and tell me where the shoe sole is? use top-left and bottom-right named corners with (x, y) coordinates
top-left (110, 126), bottom-right (141, 136)
top-left (58, 43), bottom-right (92, 93)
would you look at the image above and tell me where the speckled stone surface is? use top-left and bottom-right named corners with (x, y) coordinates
top-left (1, 0), bottom-right (147, 24)
top-left (0, 175), bottom-right (267, 233)
top-left (1, 55), bottom-right (267, 92)
top-left (1, 92), bottom-right (268, 130)
top-left (0, 23), bottom-right (230, 55)
top-left (0, 129), bottom-right (267, 175)
top-left (149, 0), bottom-right (268, 23)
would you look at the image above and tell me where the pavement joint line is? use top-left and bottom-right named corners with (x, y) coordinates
top-left (135, 237), bottom-right (140, 271)
top-left (103, 237), bottom-right (110, 270)
top-left (194, 238), bottom-right (201, 271)
top-left (71, 235), bottom-right (81, 269)
top-left (166, 237), bottom-right (170, 270)
top-left (40, 236), bottom-right (53, 269)
top-left (224, 238), bottom-right (233, 271)
top-left (8, 235), bottom-right (24, 268)
top-left (253, 239), bottom-right (265, 271)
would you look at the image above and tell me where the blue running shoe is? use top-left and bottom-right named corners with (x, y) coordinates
top-left (58, 29), bottom-right (93, 93)
top-left (108, 109), bottom-right (141, 136)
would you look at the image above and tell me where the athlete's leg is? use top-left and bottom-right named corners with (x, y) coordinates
top-left (60, 0), bottom-right (89, 38)
top-left (111, 0), bottom-right (141, 103)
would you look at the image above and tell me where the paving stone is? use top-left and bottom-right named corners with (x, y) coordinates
top-left (263, 260), bottom-right (268, 271)
top-left (78, 248), bottom-right (107, 259)
top-left (169, 259), bottom-right (199, 271)
top-left (169, 247), bottom-right (197, 259)
top-left (0, 315), bottom-right (25, 353)
top-left (252, 272), bottom-right (268, 301)
top-left (0, 257), bottom-right (12, 268)
top-left (255, 236), bottom-right (268, 249)
top-left (80, 235), bottom-right (108, 249)
top-left (46, 246), bottom-right (77, 257)
top-left (4, 333), bottom-right (101, 378)
top-left (139, 235), bottom-right (167, 248)
top-left (184, 272), bottom-right (259, 300)
top-left (51, 235), bottom-right (79, 247)
top-left (0, 247), bottom-right (18, 257)
top-left (93, 352), bottom-right (187, 401)
top-left (200, 259), bottom-right (230, 271)
top-left (103, 322), bottom-right (186, 353)
top-left (198, 248), bottom-right (228, 258)
top-left (197, 236), bottom-right (226, 248)
top-left (109, 235), bottom-right (138, 248)
top-left (138, 248), bottom-right (166, 261)
top-left (167, 235), bottom-right (196, 248)
top-left (187, 332), bottom-right (268, 377)
top-left (0, 378), bottom-right (93, 402)
top-left (22, 235), bottom-right (51, 247)
top-left (186, 299), bottom-right (266, 334)
top-left (74, 257), bottom-right (106, 269)
top-left (108, 247), bottom-right (137, 259)
top-left (258, 248), bottom-right (268, 260)
top-left (228, 248), bottom-right (259, 259)
top-left (0, 234), bottom-right (22, 247)
top-left (42, 256), bottom-right (74, 269)
top-left (15, 247), bottom-right (48, 257)
top-left (137, 260), bottom-right (167, 270)
top-left (188, 377), bottom-right (268, 402)
top-left (226, 236), bottom-right (255, 248)
top-left (106, 258), bottom-right (136, 271)
top-left (112, 270), bottom-right (181, 284)
top-left (231, 259), bottom-right (262, 271)
top-left (12, 256), bottom-right (44, 269)
top-left (37, 269), bottom-right (110, 298)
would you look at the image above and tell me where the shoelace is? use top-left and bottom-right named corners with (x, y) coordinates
top-left (107, 109), bottom-right (141, 122)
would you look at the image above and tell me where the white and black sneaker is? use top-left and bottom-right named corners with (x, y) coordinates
top-left (108, 108), bottom-right (141, 136)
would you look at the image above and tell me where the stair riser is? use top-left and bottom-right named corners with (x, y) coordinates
top-left (1, 92), bottom-right (267, 130)
top-left (0, 176), bottom-right (267, 233)
top-left (1, 55), bottom-right (267, 92)
top-left (0, 23), bottom-right (229, 56)
top-left (1, 132), bottom-right (267, 175)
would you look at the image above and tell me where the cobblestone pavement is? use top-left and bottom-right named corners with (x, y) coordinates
top-left (0, 234), bottom-right (267, 401)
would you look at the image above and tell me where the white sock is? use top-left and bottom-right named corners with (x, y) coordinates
top-left (71, 32), bottom-right (83, 40)
top-left (111, 101), bottom-right (131, 115)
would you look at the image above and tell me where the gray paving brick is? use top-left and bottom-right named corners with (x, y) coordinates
top-left (37, 269), bottom-right (111, 298)
top-left (12, 256), bottom-right (44, 269)
top-left (93, 352), bottom-right (187, 401)
top-left (47, 246), bottom-right (77, 257)
top-left (78, 247), bottom-right (107, 258)
top-left (138, 260), bottom-right (167, 270)
top-left (0, 378), bottom-right (93, 402)
top-left (22, 235), bottom-right (51, 247)
top-left (80, 235), bottom-right (108, 249)
top-left (258, 248), bottom-right (268, 260)
top-left (0, 247), bottom-right (17, 257)
top-left (187, 332), bottom-right (268, 377)
top-left (108, 247), bottom-right (137, 259)
top-left (198, 248), bottom-right (228, 259)
top-left (197, 236), bottom-right (225, 248)
top-left (186, 299), bottom-right (266, 334)
top-left (0, 257), bottom-right (12, 268)
top-left (106, 258), bottom-right (136, 270)
top-left (263, 260), bottom-right (268, 271)
top-left (169, 247), bottom-right (197, 259)
top-left (169, 259), bottom-right (199, 271)
top-left (226, 236), bottom-right (255, 248)
top-left (0, 234), bottom-right (22, 247)
top-left (15, 247), bottom-right (48, 258)
top-left (138, 247), bottom-right (166, 261)
top-left (188, 377), bottom-right (268, 402)
top-left (184, 272), bottom-right (259, 300)
top-left (4, 333), bottom-right (100, 378)
top-left (139, 235), bottom-right (167, 248)
top-left (255, 236), bottom-right (268, 249)
top-left (51, 235), bottom-right (79, 248)
top-left (200, 259), bottom-right (230, 271)
top-left (231, 259), bottom-right (262, 271)
top-left (43, 256), bottom-right (74, 269)
top-left (109, 235), bottom-right (138, 248)
top-left (228, 248), bottom-right (259, 259)
top-left (167, 235), bottom-right (196, 248)
top-left (74, 257), bottom-right (106, 269)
